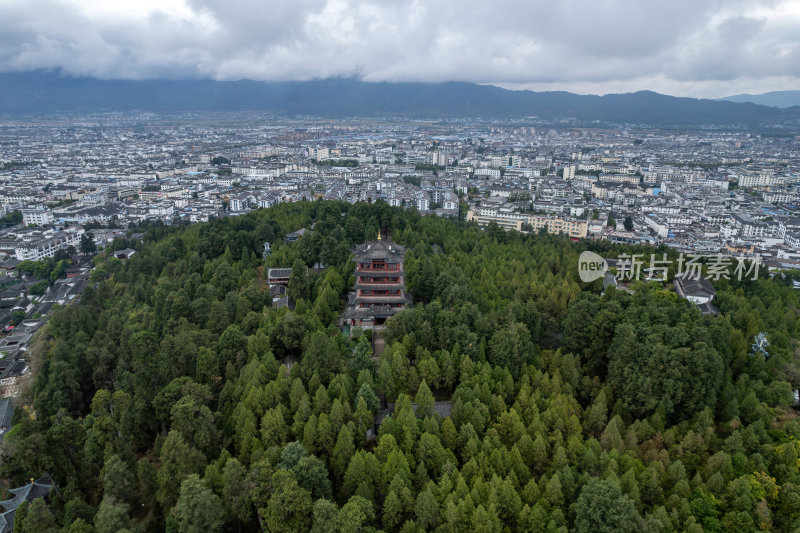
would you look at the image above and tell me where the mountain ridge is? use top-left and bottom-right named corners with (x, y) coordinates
top-left (1, 71), bottom-right (798, 126)
top-left (720, 90), bottom-right (800, 109)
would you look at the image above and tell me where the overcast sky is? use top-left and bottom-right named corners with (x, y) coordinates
top-left (2, 0), bottom-right (799, 98)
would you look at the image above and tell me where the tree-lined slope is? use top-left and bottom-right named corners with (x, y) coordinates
top-left (2, 200), bottom-right (800, 532)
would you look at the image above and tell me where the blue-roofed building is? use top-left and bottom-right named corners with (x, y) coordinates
top-left (0, 475), bottom-right (55, 533)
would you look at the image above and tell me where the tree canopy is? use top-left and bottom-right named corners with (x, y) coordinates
top-left (2, 199), bottom-right (800, 532)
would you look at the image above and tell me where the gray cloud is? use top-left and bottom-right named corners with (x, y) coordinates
top-left (0, 0), bottom-right (798, 97)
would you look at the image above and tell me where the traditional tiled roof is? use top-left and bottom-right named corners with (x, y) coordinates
top-left (112, 248), bottom-right (137, 259)
top-left (353, 239), bottom-right (406, 262)
top-left (0, 359), bottom-right (28, 382)
top-left (284, 228), bottom-right (307, 242)
top-left (354, 296), bottom-right (405, 304)
top-left (357, 269), bottom-right (405, 278)
top-left (354, 283), bottom-right (403, 290)
top-left (0, 475), bottom-right (54, 533)
top-left (267, 268), bottom-right (292, 281)
top-left (342, 305), bottom-right (401, 320)
top-left (0, 476), bottom-right (53, 513)
top-left (674, 273), bottom-right (717, 299)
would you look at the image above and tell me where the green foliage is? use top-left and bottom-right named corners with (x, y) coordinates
top-left (157, 431), bottom-right (207, 509)
top-left (16, 256), bottom-right (71, 283)
top-left (311, 499), bottom-right (340, 532)
top-left (168, 474), bottom-right (225, 533)
top-left (81, 233), bottom-right (97, 255)
top-left (12, 500), bottom-right (29, 533)
top-left (402, 175), bottom-right (422, 187)
top-left (339, 495), bottom-right (374, 532)
top-left (261, 470), bottom-right (313, 533)
top-left (94, 496), bottom-right (130, 533)
top-left (4, 200), bottom-right (800, 533)
top-left (1, 161), bottom-right (38, 170)
top-left (22, 498), bottom-right (59, 533)
top-left (356, 382), bottom-right (380, 413)
top-left (414, 163), bottom-right (445, 172)
top-left (9, 309), bottom-right (26, 326)
top-left (351, 336), bottom-right (375, 375)
top-left (624, 216), bottom-right (634, 231)
top-left (1, 210), bottom-right (22, 226)
top-left (311, 159), bottom-right (359, 167)
top-left (102, 454), bottom-right (136, 503)
top-left (28, 280), bottom-right (50, 296)
top-left (574, 478), bottom-right (642, 533)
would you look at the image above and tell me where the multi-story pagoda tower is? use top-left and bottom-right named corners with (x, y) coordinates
top-left (343, 233), bottom-right (409, 327)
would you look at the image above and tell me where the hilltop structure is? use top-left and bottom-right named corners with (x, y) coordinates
top-left (0, 475), bottom-right (55, 533)
top-left (674, 272), bottom-right (720, 315)
top-left (342, 234), bottom-right (410, 328)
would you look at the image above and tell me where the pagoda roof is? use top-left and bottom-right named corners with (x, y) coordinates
top-left (355, 283), bottom-right (404, 290)
top-left (357, 269), bottom-right (405, 277)
top-left (355, 296), bottom-right (406, 304)
top-left (267, 267), bottom-right (292, 279)
top-left (0, 474), bottom-right (55, 531)
top-left (353, 239), bottom-right (406, 261)
top-left (0, 476), bottom-right (54, 513)
top-left (343, 305), bottom-right (402, 319)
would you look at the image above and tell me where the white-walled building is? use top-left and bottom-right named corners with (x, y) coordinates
top-left (21, 206), bottom-right (53, 227)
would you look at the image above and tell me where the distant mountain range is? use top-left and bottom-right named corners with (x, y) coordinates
top-left (1, 71), bottom-right (799, 126)
top-left (719, 90), bottom-right (800, 109)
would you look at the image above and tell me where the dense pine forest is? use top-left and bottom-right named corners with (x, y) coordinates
top-left (3, 200), bottom-right (800, 532)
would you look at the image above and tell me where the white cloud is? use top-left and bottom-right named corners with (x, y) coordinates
top-left (0, 0), bottom-right (798, 97)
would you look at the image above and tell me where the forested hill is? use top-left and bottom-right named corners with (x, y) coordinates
top-left (2, 200), bottom-right (800, 532)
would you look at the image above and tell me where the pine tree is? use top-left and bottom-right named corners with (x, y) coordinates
top-left (332, 425), bottom-right (356, 481)
top-left (169, 474), bottom-right (225, 533)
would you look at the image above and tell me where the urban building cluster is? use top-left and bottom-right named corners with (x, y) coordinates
top-left (0, 114), bottom-right (799, 274)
